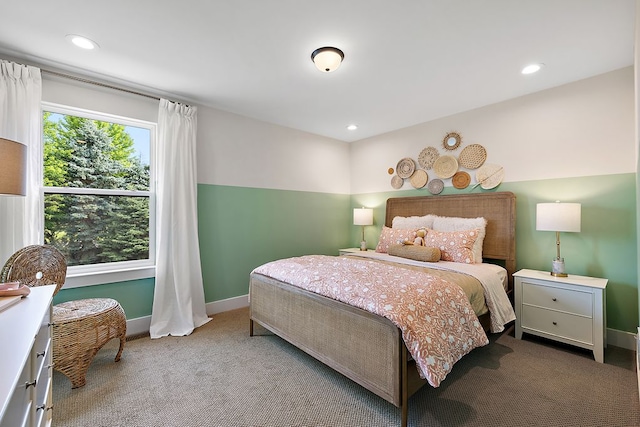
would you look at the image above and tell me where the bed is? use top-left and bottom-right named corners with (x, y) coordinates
top-left (249, 191), bottom-right (516, 427)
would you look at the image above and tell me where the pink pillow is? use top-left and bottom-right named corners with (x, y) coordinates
top-left (424, 228), bottom-right (479, 263)
top-left (375, 227), bottom-right (417, 253)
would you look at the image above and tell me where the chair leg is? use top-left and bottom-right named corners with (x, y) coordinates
top-left (115, 335), bottom-right (125, 362)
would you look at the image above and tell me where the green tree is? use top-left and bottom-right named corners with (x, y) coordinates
top-left (43, 113), bottom-right (150, 266)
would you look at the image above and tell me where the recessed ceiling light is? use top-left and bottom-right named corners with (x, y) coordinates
top-left (521, 63), bottom-right (544, 75)
top-left (66, 34), bottom-right (99, 50)
top-left (346, 124), bottom-right (358, 131)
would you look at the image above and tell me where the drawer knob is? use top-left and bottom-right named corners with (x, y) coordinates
top-left (552, 321), bottom-right (557, 326)
top-left (552, 298), bottom-right (557, 302)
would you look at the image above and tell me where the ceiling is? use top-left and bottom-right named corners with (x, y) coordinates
top-left (0, 0), bottom-right (635, 142)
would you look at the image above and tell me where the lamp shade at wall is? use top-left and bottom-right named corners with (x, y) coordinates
top-left (0, 137), bottom-right (27, 196)
top-left (536, 202), bottom-right (581, 232)
top-left (353, 208), bottom-right (373, 226)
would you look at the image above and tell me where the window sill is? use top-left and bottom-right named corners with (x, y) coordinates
top-left (64, 265), bottom-right (156, 289)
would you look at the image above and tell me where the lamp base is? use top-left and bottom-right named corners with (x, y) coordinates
top-left (550, 258), bottom-right (567, 277)
top-left (550, 271), bottom-right (568, 278)
top-left (360, 241), bottom-right (367, 251)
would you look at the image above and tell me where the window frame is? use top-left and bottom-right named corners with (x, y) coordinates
top-left (42, 102), bottom-right (157, 288)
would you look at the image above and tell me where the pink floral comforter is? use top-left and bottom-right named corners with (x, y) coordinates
top-left (252, 255), bottom-right (489, 387)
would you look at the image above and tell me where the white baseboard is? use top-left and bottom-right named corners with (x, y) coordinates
top-left (607, 327), bottom-right (637, 351)
top-left (124, 297), bottom-right (637, 352)
top-left (205, 294), bottom-right (249, 315)
top-left (124, 294), bottom-right (250, 337)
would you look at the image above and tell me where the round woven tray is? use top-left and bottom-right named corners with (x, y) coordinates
top-left (433, 155), bottom-right (458, 179)
top-left (410, 169), bottom-right (428, 189)
top-left (418, 146), bottom-right (439, 169)
top-left (458, 144), bottom-right (487, 169)
top-left (427, 178), bottom-right (444, 195)
top-left (452, 171), bottom-right (471, 189)
top-left (396, 158), bottom-right (416, 179)
top-left (475, 163), bottom-right (504, 189)
top-left (391, 174), bottom-right (404, 189)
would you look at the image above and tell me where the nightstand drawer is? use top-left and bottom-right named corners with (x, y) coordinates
top-left (521, 305), bottom-right (593, 344)
top-left (521, 282), bottom-right (592, 317)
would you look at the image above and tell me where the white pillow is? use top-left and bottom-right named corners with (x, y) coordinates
top-left (431, 216), bottom-right (487, 263)
top-left (392, 214), bottom-right (436, 230)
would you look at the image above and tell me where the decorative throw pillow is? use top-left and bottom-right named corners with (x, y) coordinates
top-left (392, 214), bottom-right (436, 230)
top-left (388, 244), bottom-right (441, 262)
top-left (424, 228), bottom-right (479, 264)
top-left (431, 216), bottom-right (487, 263)
top-left (375, 227), bottom-right (417, 253)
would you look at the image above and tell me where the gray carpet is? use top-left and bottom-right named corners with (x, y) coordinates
top-left (53, 307), bottom-right (640, 427)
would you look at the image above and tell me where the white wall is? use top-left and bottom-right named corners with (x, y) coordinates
top-left (349, 67), bottom-right (635, 194)
top-left (41, 74), bottom-right (352, 195)
top-left (196, 107), bottom-right (351, 194)
top-left (42, 75), bottom-right (158, 123)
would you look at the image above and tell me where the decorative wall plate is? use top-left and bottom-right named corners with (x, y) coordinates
top-left (410, 169), bottom-right (428, 189)
top-left (452, 171), bottom-right (471, 189)
top-left (442, 132), bottom-right (462, 150)
top-left (427, 178), bottom-right (444, 195)
top-left (458, 144), bottom-right (487, 169)
top-left (391, 174), bottom-right (404, 189)
top-left (475, 164), bottom-right (504, 189)
top-left (418, 146), bottom-right (439, 169)
top-left (433, 155), bottom-right (458, 179)
top-left (396, 158), bottom-right (416, 179)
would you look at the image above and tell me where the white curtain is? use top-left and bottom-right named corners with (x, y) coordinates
top-left (0, 60), bottom-right (42, 264)
top-left (150, 98), bottom-right (210, 338)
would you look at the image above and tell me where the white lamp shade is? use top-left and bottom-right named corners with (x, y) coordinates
top-left (0, 137), bottom-right (27, 196)
top-left (311, 47), bottom-right (344, 73)
top-left (536, 202), bottom-right (581, 232)
top-left (353, 208), bottom-right (373, 226)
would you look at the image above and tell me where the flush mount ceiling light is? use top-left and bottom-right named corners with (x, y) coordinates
top-left (346, 124), bottom-right (358, 131)
top-left (521, 63), bottom-right (544, 75)
top-left (66, 34), bottom-right (99, 50)
top-left (311, 47), bottom-right (344, 73)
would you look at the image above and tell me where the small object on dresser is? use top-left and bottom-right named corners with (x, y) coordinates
top-left (0, 282), bottom-right (30, 297)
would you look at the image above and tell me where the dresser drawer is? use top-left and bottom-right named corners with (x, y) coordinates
top-left (521, 282), bottom-right (592, 317)
top-left (1, 362), bottom-right (31, 427)
top-left (521, 305), bottom-right (593, 344)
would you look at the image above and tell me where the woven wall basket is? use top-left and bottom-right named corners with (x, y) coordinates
top-left (458, 144), bottom-right (487, 169)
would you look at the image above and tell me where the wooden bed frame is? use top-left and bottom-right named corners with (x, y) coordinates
top-left (249, 191), bottom-right (516, 427)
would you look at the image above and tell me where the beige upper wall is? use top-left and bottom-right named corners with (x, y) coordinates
top-left (349, 67), bottom-right (635, 194)
top-left (41, 65), bottom-right (634, 197)
top-left (41, 73), bottom-right (352, 195)
top-left (196, 107), bottom-right (351, 194)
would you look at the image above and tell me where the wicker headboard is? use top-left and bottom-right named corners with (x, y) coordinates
top-left (385, 191), bottom-right (516, 291)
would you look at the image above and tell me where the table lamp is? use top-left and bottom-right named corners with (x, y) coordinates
top-left (353, 208), bottom-right (373, 251)
top-left (536, 201), bottom-right (581, 277)
top-left (0, 137), bottom-right (27, 195)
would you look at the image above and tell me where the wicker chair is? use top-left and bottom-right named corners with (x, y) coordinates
top-left (1, 245), bottom-right (127, 388)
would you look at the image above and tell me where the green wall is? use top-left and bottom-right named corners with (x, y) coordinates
top-left (352, 173), bottom-right (638, 333)
top-left (54, 278), bottom-right (155, 320)
top-left (55, 173), bottom-right (638, 334)
top-left (197, 185), bottom-right (351, 301)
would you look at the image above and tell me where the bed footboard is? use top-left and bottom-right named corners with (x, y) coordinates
top-left (250, 273), bottom-right (420, 411)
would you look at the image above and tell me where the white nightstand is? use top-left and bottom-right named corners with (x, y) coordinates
top-left (339, 248), bottom-right (375, 255)
top-left (514, 269), bottom-right (607, 363)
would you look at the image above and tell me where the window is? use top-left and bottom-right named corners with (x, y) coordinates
top-left (42, 103), bottom-right (155, 286)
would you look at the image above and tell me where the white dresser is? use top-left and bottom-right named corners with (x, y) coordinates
top-left (514, 269), bottom-right (607, 363)
top-left (0, 285), bottom-right (55, 427)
